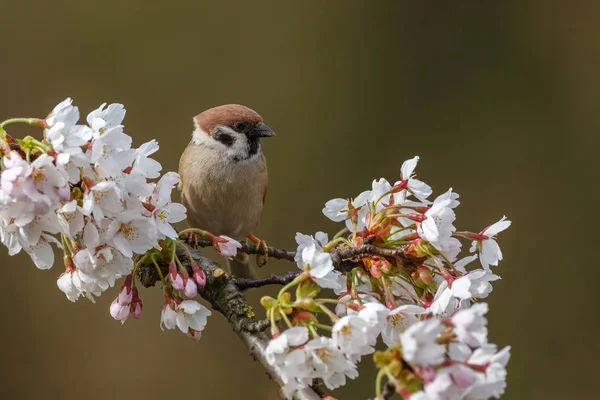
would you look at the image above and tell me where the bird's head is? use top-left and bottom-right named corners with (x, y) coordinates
top-left (192, 104), bottom-right (275, 162)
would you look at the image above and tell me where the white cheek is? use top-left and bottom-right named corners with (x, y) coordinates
top-left (191, 126), bottom-right (257, 161)
top-left (228, 136), bottom-right (249, 155)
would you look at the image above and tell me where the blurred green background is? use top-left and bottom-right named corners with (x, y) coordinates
top-left (0, 1), bottom-right (597, 399)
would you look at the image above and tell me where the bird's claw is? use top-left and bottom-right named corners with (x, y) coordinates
top-left (248, 234), bottom-right (268, 267)
top-left (183, 231), bottom-right (201, 248)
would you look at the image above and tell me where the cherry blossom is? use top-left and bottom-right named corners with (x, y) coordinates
top-left (148, 172), bottom-right (187, 239)
top-left (213, 235), bottom-right (242, 259)
top-left (56, 200), bottom-right (85, 238)
top-left (294, 231), bottom-right (328, 266)
top-left (265, 326), bottom-right (309, 365)
top-left (332, 315), bottom-right (376, 357)
top-left (322, 190), bottom-right (371, 231)
top-left (398, 156), bottom-right (432, 203)
top-left (106, 211), bottom-right (157, 257)
top-left (466, 269), bottom-right (500, 299)
top-left (381, 304), bottom-right (427, 347)
top-left (417, 190), bottom-right (458, 254)
top-left (302, 337), bottom-right (358, 390)
top-left (424, 364), bottom-right (477, 400)
top-left (429, 277), bottom-right (472, 316)
top-left (82, 180), bottom-right (123, 220)
top-left (160, 300), bottom-right (211, 340)
top-left (0, 99), bottom-right (515, 398)
top-left (46, 97), bottom-right (78, 127)
top-left (301, 243), bottom-right (341, 290)
top-left (400, 319), bottom-right (446, 366)
top-left (110, 279), bottom-right (133, 324)
top-left (469, 216), bottom-right (512, 271)
top-left (57, 269), bottom-right (84, 302)
top-left (132, 140), bottom-right (162, 179)
top-left (451, 303), bottom-right (489, 347)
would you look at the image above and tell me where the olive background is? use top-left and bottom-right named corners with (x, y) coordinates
top-left (0, 2), bottom-right (597, 399)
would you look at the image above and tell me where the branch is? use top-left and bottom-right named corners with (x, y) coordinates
top-left (233, 271), bottom-right (300, 290)
top-left (137, 245), bottom-right (321, 400)
top-left (137, 241), bottom-right (410, 398)
top-left (185, 236), bottom-right (296, 262)
top-left (330, 243), bottom-right (412, 272)
top-left (183, 236), bottom-right (410, 274)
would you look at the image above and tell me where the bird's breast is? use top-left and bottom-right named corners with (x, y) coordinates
top-left (179, 145), bottom-right (268, 240)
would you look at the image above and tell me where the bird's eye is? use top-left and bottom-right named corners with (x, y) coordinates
top-left (234, 122), bottom-right (247, 131)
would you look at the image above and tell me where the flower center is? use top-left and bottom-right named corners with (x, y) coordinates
top-left (340, 324), bottom-right (352, 337)
top-left (315, 348), bottom-right (331, 362)
top-left (32, 169), bottom-right (45, 183)
top-left (121, 223), bottom-right (138, 241)
top-left (156, 210), bottom-right (167, 221)
top-left (389, 313), bottom-right (405, 327)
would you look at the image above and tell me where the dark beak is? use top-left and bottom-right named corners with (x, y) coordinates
top-left (253, 122), bottom-right (276, 138)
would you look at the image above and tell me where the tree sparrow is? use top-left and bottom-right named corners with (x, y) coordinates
top-left (178, 104), bottom-right (275, 277)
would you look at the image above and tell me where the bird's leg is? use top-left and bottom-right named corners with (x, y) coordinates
top-left (180, 229), bottom-right (202, 248)
top-left (248, 234), bottom-right (268, 267)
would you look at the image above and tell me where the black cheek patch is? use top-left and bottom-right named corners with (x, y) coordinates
top-left (214, 129), bottom-right (234, 147)
top-left (248, 137), bottom-right (260, 157)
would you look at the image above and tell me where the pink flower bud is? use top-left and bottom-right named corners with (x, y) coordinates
top-left (370, 262), bottom-right (382, 278)
top-left (169, 262), bottom-right (185, 291)
top-left (110, 276), bottom-right (135, 324)
top-left (418, 265), bottom-right (434, 286)
top-left (130, 287), bottom-right (143, 319)
top-left (184, 279), bottom-right (198, 298)
top-left (110, 297), bottom-right (130, 323)
top-left (373, 257), bottom-right (391, 274)
top-left (131, 302), bottom-right (142, 319)
top-left (193, 266), bottom-right (206, 287)
top-left (117, 275), bottom-right (133, 304)
top-left (456, 230), bottom-right (489, 242)
top-left (406, 213), bottom-right (427, 223)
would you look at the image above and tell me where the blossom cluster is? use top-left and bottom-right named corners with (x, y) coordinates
top-left (0, 99), bottom-right (216, 337)
top-left (0, 100), bottom-right (513, 398)
top-left (264, 156), bottom-right (511, 399)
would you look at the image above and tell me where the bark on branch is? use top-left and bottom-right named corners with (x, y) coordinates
top-left (137, 245), bottom-right (320, 400)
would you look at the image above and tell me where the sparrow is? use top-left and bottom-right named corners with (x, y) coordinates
top-left (178, 104), bottom-right (275, 278)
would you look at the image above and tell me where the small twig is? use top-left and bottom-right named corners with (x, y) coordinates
top-left (239, 241), bottom-right (296, 262)
top-left (181, 236), bottom-right (296, 262)
top-left (233, 271), bottom-right (300, 290)
top-left (329, 244), bottom-right (410, 267)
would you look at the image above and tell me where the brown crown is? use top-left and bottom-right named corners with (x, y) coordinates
top-left (194, 104), bottom-right (263, 135)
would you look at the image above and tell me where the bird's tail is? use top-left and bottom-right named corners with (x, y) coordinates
top-left (225, 251), bottom-right (257, 279)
